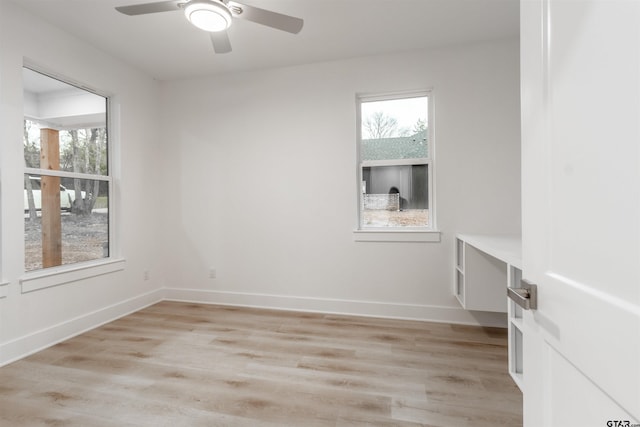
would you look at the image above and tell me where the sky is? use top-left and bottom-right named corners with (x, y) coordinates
top-left (361, 96), bottom-right (428, 138)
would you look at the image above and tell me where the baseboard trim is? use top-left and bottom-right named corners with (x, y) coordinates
top-left (0, 288), bottom-right (164, 367)
top-left (1, 287), bottom-right (507, 367)
top-left (163, 288), bottom-right (507, 328)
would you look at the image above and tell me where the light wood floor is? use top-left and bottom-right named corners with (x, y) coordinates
top-left (0, 302), bottom-right (522, 426)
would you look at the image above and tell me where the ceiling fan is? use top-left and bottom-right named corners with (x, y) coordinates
top-left (115, 0), bottom-right (303, 54)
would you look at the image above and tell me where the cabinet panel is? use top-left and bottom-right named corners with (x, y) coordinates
top-left (463, 245), bottom-right (508, 313)
top-left (456, 268), bottom-right (465, 305)
top-left (456, 238), bottom-right (464, 269)
top-left (508, 265), bottom-right (524, 390)
top-left (509, 266), bottom-right (523, 319)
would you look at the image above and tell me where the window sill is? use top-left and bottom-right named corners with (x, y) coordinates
top-left (20, 258), bottom-right (126, 294)
top-left (353, 229), bottom-right (441, 242)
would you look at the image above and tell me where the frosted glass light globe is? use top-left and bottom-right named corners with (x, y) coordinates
top-left (185, 1), bottom-right (232, 32)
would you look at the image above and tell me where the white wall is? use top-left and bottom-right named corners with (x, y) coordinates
top-left (0, 1), bottom-right (520, 365)
top-left (159, 39), bottom-right (521, 325)
top-left (0, 0), bottom-right (164, 365)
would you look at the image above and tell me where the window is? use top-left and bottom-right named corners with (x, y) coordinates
top-left (357, 93), bottom-right (433, 232)
top-left (23, 67), bottom-right (111, 272)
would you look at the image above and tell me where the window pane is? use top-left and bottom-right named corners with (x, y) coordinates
top-left (25, 174), bottom-right (109, 271)
top-left (359, 94), bottom-right (430, 229)
top-left (23, 68), bottom-right (108, 175)
top-left (23, 67), bottom-right (111, 272)
top-left (361, 96), bottom-right (428, 161)
top-left (361, 165), bottom-right (429, 227)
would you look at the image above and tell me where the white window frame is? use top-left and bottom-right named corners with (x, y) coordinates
top-left (354, 90), bottom-right (439, 242)
top-left (20, 64), bottom-right (124, 293)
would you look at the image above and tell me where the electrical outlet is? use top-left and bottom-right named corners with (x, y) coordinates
top-left (209, 268), bottom-right (216, 279)
top-left (144, 270), bottom-right (150, 281)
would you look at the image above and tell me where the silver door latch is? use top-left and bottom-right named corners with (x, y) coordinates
top-left (507, 279), bottom-right (538, 310)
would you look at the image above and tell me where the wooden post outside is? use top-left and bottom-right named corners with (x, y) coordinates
top-left (40, 128), bottom-right (62, 268)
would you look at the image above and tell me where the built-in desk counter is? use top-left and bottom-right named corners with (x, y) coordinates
top-left (455, 234), bottom-right (521, 312)
top-left (454, 234), bottom-right (524, 390)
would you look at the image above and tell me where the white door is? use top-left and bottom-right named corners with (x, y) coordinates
top-left (520, 0), bottom-right (640, 425)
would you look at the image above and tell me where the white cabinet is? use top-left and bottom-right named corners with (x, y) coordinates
top-left (455, 234), bottom-right (523, 390)
top-left (507, 264), bottom-right (523, 390)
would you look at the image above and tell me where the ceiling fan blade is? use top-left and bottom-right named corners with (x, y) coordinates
top-left (115, 0), bottom-right (183, 16)
top-left (228, 1), bottom-right (303, 34)
top-left (210, 31), bottom-right (232, 54)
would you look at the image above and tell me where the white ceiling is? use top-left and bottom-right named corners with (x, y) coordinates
top-left (12, 0), bottom-right (519, 81)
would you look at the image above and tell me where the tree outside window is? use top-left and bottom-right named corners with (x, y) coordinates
top-left (23, 67), bottom-right (111, 271)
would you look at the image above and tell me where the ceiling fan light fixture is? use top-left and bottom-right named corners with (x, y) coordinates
top-left (185, 0), bottom-right (232, 32)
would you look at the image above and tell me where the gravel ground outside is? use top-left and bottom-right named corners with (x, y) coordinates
top-left (24, 212), bottom-right (108, 271)
top-left (362, 209), bottom-right (429, 227)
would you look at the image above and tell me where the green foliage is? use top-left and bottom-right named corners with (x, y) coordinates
top-left (93, 196), bottom-right (108, 209)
